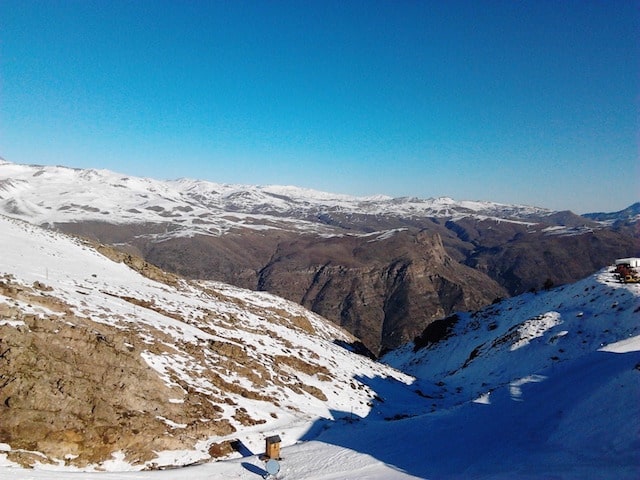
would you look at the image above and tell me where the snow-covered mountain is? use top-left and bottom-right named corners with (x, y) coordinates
top-left (0, 215), bottom-right (415, 470)
top-left (1, 214), bottom-right (638, 478)
top-left (584, 202), bottom-right (640, 226)
top-left (0, 160), bottom-right (554, 238)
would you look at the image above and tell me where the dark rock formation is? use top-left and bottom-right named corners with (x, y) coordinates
top-left (52, 206), bottom-right (639, 355)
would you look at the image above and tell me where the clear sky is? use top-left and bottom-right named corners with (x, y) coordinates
top-left (1, 0), bottom-right (638, 213)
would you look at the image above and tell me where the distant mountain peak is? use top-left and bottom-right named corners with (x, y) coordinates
top-left (583, 202), bottom-right (640, 224)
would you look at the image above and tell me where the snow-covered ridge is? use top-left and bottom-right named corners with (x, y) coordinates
top-left (0, 161), bottom-right (553, 237)
top-left (383, 267), bottom-right (640, 411)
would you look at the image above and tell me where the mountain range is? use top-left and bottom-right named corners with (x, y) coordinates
top-left (583, 202), bottom-right (640, 225)
top-left (0, 159), bottom-right (638, 355)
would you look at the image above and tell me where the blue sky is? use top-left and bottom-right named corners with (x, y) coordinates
top-left (1, 0), bottom-right (638, 213)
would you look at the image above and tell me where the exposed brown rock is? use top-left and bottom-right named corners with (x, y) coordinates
top-left (255, 231), bottom-right (505, 354)
top-left (0, 311), bottom-right (234, 468)
top-left (52, 212), bottom-right (638, 356)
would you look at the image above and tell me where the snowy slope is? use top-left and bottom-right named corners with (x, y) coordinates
top-left (380, 268), bottom-right (640, 478)
top-left (383, 268), bottom-right (640, 410)
top-left (0, 215), bottom-right (416, 470)
top-left (0, 160), bottom-right (553, 238)
top-left (1, 232), bottom-right (638, 480)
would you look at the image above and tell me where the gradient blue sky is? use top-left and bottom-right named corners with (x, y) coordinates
top-left (1, 0), bottom-right (638, 213)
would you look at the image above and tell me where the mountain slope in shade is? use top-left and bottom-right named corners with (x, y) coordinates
top-left (383, 267), bottom-right (639, 410)
top-left (377, 267), bottom-right (640, 478)
top-left (583, 202), bottom-right (640, 225)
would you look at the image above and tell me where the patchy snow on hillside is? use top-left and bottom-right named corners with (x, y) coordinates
top-left (0, 160), bottom-right (554, 240)
top-left (0, 215), bottom-right (419, 475)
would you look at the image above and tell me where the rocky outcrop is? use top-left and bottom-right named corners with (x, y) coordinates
top-left (0, 314), bottom-right (237, 467)
top-left (55, 216), bottom-right (638, 355)
top-left (254, 231), bottom-right (505, 355)
top-left (0, 279), bottom-right (235, 468)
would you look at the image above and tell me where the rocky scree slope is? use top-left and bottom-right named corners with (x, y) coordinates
top-left (0, 215), bottom-right (413, 469)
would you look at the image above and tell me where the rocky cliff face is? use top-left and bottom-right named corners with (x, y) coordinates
top-left (255, 231), bottom-right (505, 355)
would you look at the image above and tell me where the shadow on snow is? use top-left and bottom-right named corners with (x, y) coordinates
top-left (241, 461), bottom-right (268, 477)
top-left (299, 350), bottom-right (640, 479)
top-left (230, 439), bottom-right (255, 458)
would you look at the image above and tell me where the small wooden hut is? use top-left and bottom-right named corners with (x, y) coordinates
top-left (265, 435), bottom-right (282, 460)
